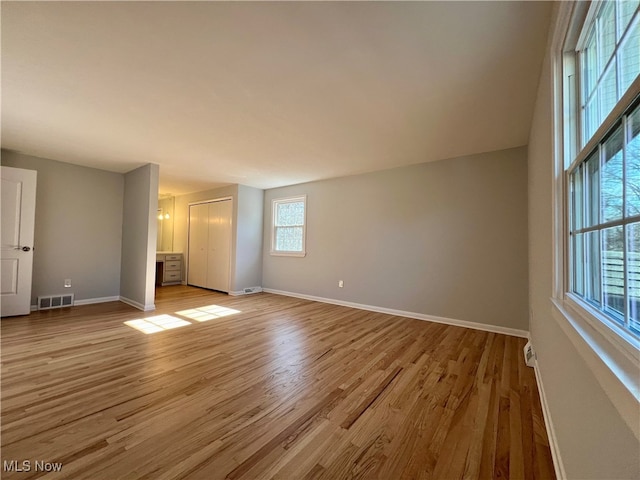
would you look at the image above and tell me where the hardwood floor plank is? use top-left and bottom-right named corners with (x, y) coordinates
top-left (478, 339), bottom-right (503, 479)
top-left (340, 366), bottom-right (403, 430)
top-left (1, 286), bottom-right (556, 480)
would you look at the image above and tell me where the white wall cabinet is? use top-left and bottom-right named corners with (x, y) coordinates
top-left (187, 199), bottom-right (232, 292)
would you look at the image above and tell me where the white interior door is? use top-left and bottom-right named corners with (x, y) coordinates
top-left (1, 166), bottom-right (37, 317)
top-left (207, 200), bottom-right (232, 292)
top-left (188, 203), bottom-right (209, 288)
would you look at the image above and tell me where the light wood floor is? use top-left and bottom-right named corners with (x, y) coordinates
top-left (1, 286), bottom-right (555, 480)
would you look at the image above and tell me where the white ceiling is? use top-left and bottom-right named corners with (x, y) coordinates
top-left (2, 1), bottom-right (552, 195)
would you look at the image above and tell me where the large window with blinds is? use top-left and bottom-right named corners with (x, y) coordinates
top-left (566, 0), bottom-right (640, 341)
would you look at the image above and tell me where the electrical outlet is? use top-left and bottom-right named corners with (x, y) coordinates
top-left (338, 280), bottom-right (344, 288)
top-left (64, 279), bottom-right (72, 288)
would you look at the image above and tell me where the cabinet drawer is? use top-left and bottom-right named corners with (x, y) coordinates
top-left (165, 261), bottom-right (181, 271)
top-left (164, 271), bottom-right (181, 282)
top-left (165, 254), bottom-right (181, 261)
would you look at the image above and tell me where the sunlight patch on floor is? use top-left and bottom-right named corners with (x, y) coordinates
top-left (124, 315), bottom-right (191, 334)
top-left (176, 304), bottom-right (241, 322)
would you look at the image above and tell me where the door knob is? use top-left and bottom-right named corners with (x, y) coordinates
top-left (21, 246), bottom-right (31, 252)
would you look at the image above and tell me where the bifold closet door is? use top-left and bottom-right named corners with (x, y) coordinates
top-left (187, 203), bottom-right (209, 288)
top-left (188, 199), bottom-right (232, 292)
top-left (207, 200), bottom-right (232, 292)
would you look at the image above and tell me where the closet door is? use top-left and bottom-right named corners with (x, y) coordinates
top-left (187, 203), bottom-right (209, 288)
top-left (207, 199), bottom-right (232, 292)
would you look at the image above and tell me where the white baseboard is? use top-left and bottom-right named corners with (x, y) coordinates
top-left (262, 288), bottom-right (529, 338)
top-left (533, 358), bottom-right (566, 480)
top-left (119, 296), bottom-right (155, 312)
top-left (229, 286), bottom-right (263, 296)
top-left (74, 296), bottom-right (120, 306)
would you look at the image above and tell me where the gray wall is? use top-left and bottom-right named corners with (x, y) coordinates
top-left (1, 150), bottom-right (124, 305)
top-left (235, 184), bottom-right (264, 291)
top-left (263, 147), bottom-right (529, 331)
top-left (120, 163), bottom-right (159, 310)
top-left (528, 10), bottom-right (640, 479)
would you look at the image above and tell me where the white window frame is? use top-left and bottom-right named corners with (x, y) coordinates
top-left (551, 1), bottom-right (640, 440)
top-left (563, 0), bottom-right (640, 347)
top-left (270, 195), bottom-right (307, 257)
top-left (567, 102), bottom-right (640, 338)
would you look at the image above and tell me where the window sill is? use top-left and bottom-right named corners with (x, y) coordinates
top-left (270, 251), bottom-right (306, 257)
top-left (549, 295), bottom-right (640, 440)
top-left (564, 293), bottom-right (640, 357)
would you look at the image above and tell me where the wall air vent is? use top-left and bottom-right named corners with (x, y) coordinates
top-left (38, 294), bottom-right (74, 310)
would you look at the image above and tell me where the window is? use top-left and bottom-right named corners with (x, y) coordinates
top-left (569, 103), bottom-right (640, 336)
top-left (580, 0), bottom-right (640, 144)
top-left (271, 195), bottom-right (306, 256)
top-left (565, 0), bottom-right (640, 342)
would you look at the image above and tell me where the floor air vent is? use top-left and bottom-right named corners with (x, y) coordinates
top-left (523, 341), bottom-right (535, 367)
top-left (38, 294), bottom-right (74, 310)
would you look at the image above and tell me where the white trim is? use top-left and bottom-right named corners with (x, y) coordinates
top-left (228, 287), bottom-right (263, 296)
top-left (119, 296), bottom-right (155, 312)
top-left (552, 1), bottom-right (577, 300)
top-left (270, 251), bottom-right (307, 258)
top-left (74, 296), bottom-right (120, 306)
top-left (533, 358), bottom-right (567, 480)
top-left (575, 0), bottom-right (599, 50)
top-left (551, 297), bottom-right (640, 441)
top-left (187, 195), bottom-right (233, 207)
top-left (262, 288), bottom-right (529, 338)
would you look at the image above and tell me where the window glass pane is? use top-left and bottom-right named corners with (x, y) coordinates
top-left (567, 73), bottom-right (578, 163)
top-left (276, 201), bottom-right (304, 226)
top-left (598, 59), bottom-right (618, 123)
top-left (275, 226), bottom-right (303, 252)
top-left (603, 226), bottom-right (625, 318)
top-left (584, 97), bottom-right (600, 144)
top-left (586, 151), bottom-right (601, 226)
top-left (620, 0), bottom-right (639, 35)
top-left (602, 126), bottom-right (624, 222)
top-left (572, 165), bottom-right (584, 230)
top-left (628, 222), bottom-right (640, 333)
top-left (583, 32), bottom-right (598, 101)
top-left (574, 232), bottom-right (585, 296)
top-left (586, 231), bottom-right (602, 305)
top-left (599, 2), bottom-right (617, 76)
top-left (620, 16), bottom-right (640, 94)
top-left (627, 103), bottom-right (640, 217)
